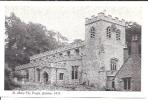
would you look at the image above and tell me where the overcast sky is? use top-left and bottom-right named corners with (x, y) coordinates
top-left (5, 4), bottom-right (142, 43)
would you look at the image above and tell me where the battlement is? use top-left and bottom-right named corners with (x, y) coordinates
top-left (85, 12), bottom-right (126, 26)
top-left (30, 41), bottom-right (85, 61)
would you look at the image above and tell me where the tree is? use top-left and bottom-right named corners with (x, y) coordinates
top-left (126, 22), bottom-right (141, 55)
top-left (5, 12), bottom-right (69, 89)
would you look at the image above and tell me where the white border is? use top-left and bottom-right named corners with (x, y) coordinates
top-left (0, 1), bottom-right (147, 98)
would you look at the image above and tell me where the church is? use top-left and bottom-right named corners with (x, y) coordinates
top-left (15, 12), bottom-right (138, 91)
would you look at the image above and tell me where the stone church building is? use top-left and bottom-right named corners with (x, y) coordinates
top-left (15, 12), bottom-right (133, 90)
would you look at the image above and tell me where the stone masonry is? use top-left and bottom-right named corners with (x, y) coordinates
top-left (15, 12), bottom-right (129, 90)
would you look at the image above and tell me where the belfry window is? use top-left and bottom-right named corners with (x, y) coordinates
top-left (90, 26), bottom-right (95, 38)
top-left (72, 66), bottom-right (78, 79)
top-left (75, 48), bottom-right (79, 55)
top-left (106, 27), bottom-right (111, 38)
top-left (116, 30), bottom-right (121, 40)
top-left (110, 58), bottom-right (118, 70)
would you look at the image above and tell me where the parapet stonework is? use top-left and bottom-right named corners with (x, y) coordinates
top-left (14, 12), bottom-right (140, 91)
top-left (85, 12), bottom-right (126, 26)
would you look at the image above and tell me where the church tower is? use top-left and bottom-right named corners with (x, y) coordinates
top-left (84, 12), bottom-right (126, 90)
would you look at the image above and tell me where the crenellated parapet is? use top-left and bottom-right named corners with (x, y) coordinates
top-left (85, 12), bottom-right (126, 26)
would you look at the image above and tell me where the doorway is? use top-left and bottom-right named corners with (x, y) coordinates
top-left (43, 72), bottom-right (48, 84)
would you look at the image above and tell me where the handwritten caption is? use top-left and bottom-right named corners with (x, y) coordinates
top-left (12, 91), bottom-right (61, 96)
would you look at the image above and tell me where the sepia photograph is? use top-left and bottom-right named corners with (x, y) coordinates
top-left (4, 4), bottom-right (141, 92)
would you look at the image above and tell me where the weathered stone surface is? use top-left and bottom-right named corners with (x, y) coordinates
top-left (14, 12), bottom-right (140, 91)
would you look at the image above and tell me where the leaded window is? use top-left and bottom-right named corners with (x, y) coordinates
top-left (123, 77), bottom-right (131, 90)
top-left (116, 29), bottom-right (121, 40)
top-left (72, 66), bottom-right (78, 79)
top-left (90, 26), bottom-right (95, 38)
top-left (110, 58), bottom-right (118, 70)
top-left (106, 26), bottom-right (111, 38)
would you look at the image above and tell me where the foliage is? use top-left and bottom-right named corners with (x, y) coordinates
top-left (5, 13), bottom-right (68, 90)
top-left (5, 64), bottom-right (21, 90)
top-left (125, 22), bottom-right (141, 55)
top-left (5, 12), bottom-right (68, 69)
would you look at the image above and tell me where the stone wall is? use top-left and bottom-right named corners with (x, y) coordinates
top-left (84, 12), bottom-right (126, 90)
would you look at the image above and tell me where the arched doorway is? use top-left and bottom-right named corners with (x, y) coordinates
top-left (43, 72), bottom-right (48, 84)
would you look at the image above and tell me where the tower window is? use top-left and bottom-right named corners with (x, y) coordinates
top-left (59, 73), bottom-right (64, 80)
top-left (75, 48), bottom-right (79, 55)
top-left (116, 30), bottom-right (121, 40)
top-left (72, 66), bottom-right (78, 79)
top-left (106, 27), bottom-right (111, 38)
top-left (90, 26), bottom-right (95, 38)
top-left (110, 58), bottom-right (118, 70)
top-left (122, 77), bottom-right (131, 90)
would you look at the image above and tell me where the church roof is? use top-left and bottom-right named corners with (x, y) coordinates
top-left (15, 63), bottom-right (33, 71)
top-left (114, 54), bottom-right (141, 79)
top-left (30, 41), bottom-right (85, 60)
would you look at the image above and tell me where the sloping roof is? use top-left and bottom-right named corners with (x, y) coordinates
top-left (115, 54), bottom-right (141, 79)
top-left (30, 41), bottom-right (85, 60)
top-left (15, 63), bottom-right (33, 71)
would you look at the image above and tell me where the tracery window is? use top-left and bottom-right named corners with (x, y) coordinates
top-left (106, 26), bottom-right (111, 38)
top-left (90, 26), bottom-right (95, 38)
top-left (72, 66), bottom-right (78, 79)
top-left (110, 58), bottom-right (118, 70)
top-left (116, 29), bottom-right (121, 40)
top-left (123, 77), bottom-right (131, 90)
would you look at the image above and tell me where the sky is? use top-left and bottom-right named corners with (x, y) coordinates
top-left (5, 3), bottom-right (142, 43)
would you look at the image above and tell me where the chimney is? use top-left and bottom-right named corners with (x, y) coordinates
top-left (131, 34), bottom-right (139, 55)
top-left (124, 48), bottom-right (129, 61)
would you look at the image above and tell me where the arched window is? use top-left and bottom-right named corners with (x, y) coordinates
top-left (43, 71), bottom-right (48, 84)
top-left (72, 66), bottom-right (78, 79)
top-left (116, 29), bottom-right (121, 40)
top-left (106, 26), bottom-right (111, 38)
top-left (110, 58), bottom-right (118, 70)
top-left (36, 68), bottom-right (40, 82)
top-left (75, 48), bottom-right (79, 55)
top-left (90, 26), bottom-right (95, 38)
top-left (26, 70), bottom-right (29, 81)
